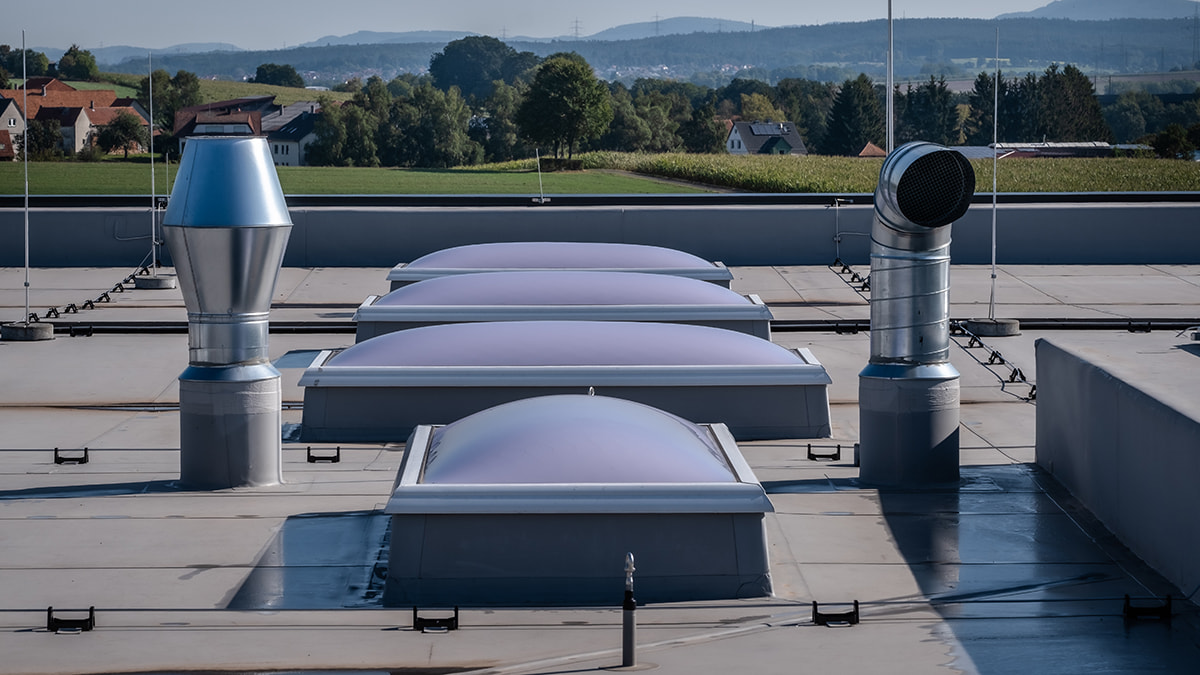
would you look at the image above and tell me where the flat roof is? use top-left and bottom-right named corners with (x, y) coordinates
top-left (1, 263), bottom-right (1199, 673)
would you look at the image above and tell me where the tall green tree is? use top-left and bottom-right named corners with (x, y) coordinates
top-left (355, 75), bottom-right (392, 119)
top-left (253, 63), bottom-right (304, 88)
top-left (429, 36), bottom-right (538, 103)
top-left (1036, 64), bottom-right (1111, 142)
top-left (0, 45), bottom-right (50, 77)
top-left (55, 44), bottom-right (99, 80)
top-left (96, 111), bottom-right (148, 158)
top-left (896, 76), bottom-right (960, 146)
top-left (471, 80), bottom-right (531, 162)
top-left (823, 74), bottom-right (884, 156)
top-left (516, 54), bottom-right (613, 158)
top-left (378, 83), bottom-right (481, 167)
top-left (595, 85), bottom-right (652, 151)
top-left (774, 78), bottom-right (836, 153)
top-left (138, 69), bottom-right (201, 136)
top-left (19, 119), bottom-right (63, 160)
top-left (740, 93), bottom-right (786, 122)
top-left (305, 97), bottom-right (349, 166)
top-left (1150, 123), bottom-right (1195, 159)
top-left (678, 103), bottom-right (727, 153)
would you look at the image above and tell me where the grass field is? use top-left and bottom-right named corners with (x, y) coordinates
top-left (574, 152), bottom-right (1200, 193)
top-left (1, 153), bottom-right (1197, 195)
top-left (0, 159), bottom-right (707, 195)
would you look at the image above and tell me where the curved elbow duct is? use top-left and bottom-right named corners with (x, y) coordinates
top-left (859, 142), bottom-right (974, 487)
top-left (868, 142), bottom-right (974, 366)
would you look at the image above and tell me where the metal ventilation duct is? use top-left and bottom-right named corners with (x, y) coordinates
top-left (859, 142), bottom-right (975, 486)
top-left (162, 137), bottom-right (292, 489)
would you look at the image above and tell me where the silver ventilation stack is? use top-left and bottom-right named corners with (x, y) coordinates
top-left (859, 142), bottom-right (975, 487)
top-left (162, 137), bottom-right (293, 489)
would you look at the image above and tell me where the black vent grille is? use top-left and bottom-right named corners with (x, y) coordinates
top-left (895, 151), bottom-right (975, 227)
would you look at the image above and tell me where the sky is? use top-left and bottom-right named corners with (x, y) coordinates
top-left (6, 1), bottom-right (1052, 51)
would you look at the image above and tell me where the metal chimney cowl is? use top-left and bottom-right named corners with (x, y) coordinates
top-left (859, 142), bottom-right (975, 487)
top-left (163, 137), bottom-right (292, 489)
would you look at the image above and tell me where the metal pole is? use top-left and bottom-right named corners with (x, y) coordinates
top-left (622, 552), bottom-right (636, 668)
top-left (22, 30), bottom-right (29, 326)
top-left (886, 0), bottom-right (894, 154)
top-left (989, 27), bottom-right (999, 320)
top-left (149, 52), bottom-right (157, 274)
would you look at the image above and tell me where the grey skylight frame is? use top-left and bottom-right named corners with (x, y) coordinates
top-left (385, 421), bottom-right (774, 515)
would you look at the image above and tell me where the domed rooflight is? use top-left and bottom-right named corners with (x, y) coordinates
top-left (299, 321), bottom-right (832, 442)
top-left (386, 241), bottom-right (733, 289)
top-left (421, 394), bottom-right (736, 485)
top-left (355, 270), bottom-right (772, 340)
top-left (383, 394), bottom-right (773, 606)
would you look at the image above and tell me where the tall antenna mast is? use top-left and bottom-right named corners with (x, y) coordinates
top-left (22, 31), bottom-right (29, 326)
top-left (989, 27), bottom-right (999, 321)
top-left (149, 52), bottom-right (157, 275)
top-left (886, 0), bottom-right (894, 154)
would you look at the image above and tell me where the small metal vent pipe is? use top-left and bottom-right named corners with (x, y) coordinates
top-left (163, 137), bottom-right (292, 489)
top-left (859, 142), bottom-right (974, 486)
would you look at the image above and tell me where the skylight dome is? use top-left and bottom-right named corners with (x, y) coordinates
top-left (422, 394), bottom-right (735, 485)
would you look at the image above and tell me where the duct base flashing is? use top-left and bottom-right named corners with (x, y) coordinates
top-left (178, 364), bottom-right (283, 489)
top-left (858, 363), bottom-right (960, 487)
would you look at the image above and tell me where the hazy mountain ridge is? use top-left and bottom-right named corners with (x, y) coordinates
top-left (999, 0), bottom-right (1199, 20)
top-left (301, 30), bottom-right (479, 47)
top-left (586, 17), bottom-right (763, 41)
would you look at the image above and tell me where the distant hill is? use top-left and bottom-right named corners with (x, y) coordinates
top-left (586, 17), bottom-right (764, 41)
top-left (100, 17), bottom-right (1199, 86)
top-left (300, 30), bottom-right (478, 47)
top-left (998, 0), bottom-right (1199, 20)
top-left (42, 43), bottom-right (241, 63)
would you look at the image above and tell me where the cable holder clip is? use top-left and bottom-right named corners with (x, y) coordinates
top-left (1123, 595), bottom-right (1171, 623)
top-left (413, 606), bottom-right (459, 633)
top-left (812, 600), bottom-right (859, 627)
top-left (807, 443), bottom-right (842, 461)
top-left (53, 447), bottom-right (89, 465)
top-left (47, 606), bottom-right (95, 633)
top-left (306, 446), bottom-right (341, 463)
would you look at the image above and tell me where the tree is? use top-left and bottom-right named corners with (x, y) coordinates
top-left (96, 111), bottom-right (148, 158)
top-left (138, 69), bottom-right (201, 137)
top-left (1150, 123), bottom-right (1195, 159)
top-left (471, 80), bottom-right (531, 162)
top-left (55, 44), bottom-right (99, 81)
top-left (896, 76), bottom-right (960, 146)
top-left (253, 63), bottom-right (304, 88)
top-left (678, 103), bottom-right (727, 153)
top-left (774, 78), bottom-right (836, 153)
top-left (341, 105), bottom-right (379, 167)
top-left (305, 97), bottom-right (350, 166)
top-left (595, 85), bottom-right (651, 151)
top-left (740, 93), bottom-right (786, 122)
top-left (378, 83), bottom-right (481, 167)
top-left (354, 75), bottom-right (392, 119)
top-left (0, 65), bottom-right (9, 89)
top-left (0, 45), bottom-right (51, 77)
top-left (823, 74), bottom-right (884, 156)
top-left (430, 36), bottom-right (538, 103)
top-left (1036, 64), bottom-right (1111, 142)
top-left (19, 119), bottom-right (63, 160)
top-left (1103, 92), bottom-right (1149, 144)
top-left (516, 55), bottom-right (613, 158)
top-left (716, 78), bottom-right (774, 116)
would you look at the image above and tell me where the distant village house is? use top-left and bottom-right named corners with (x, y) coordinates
top-left (726, 121), bottom-right (808, 156)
